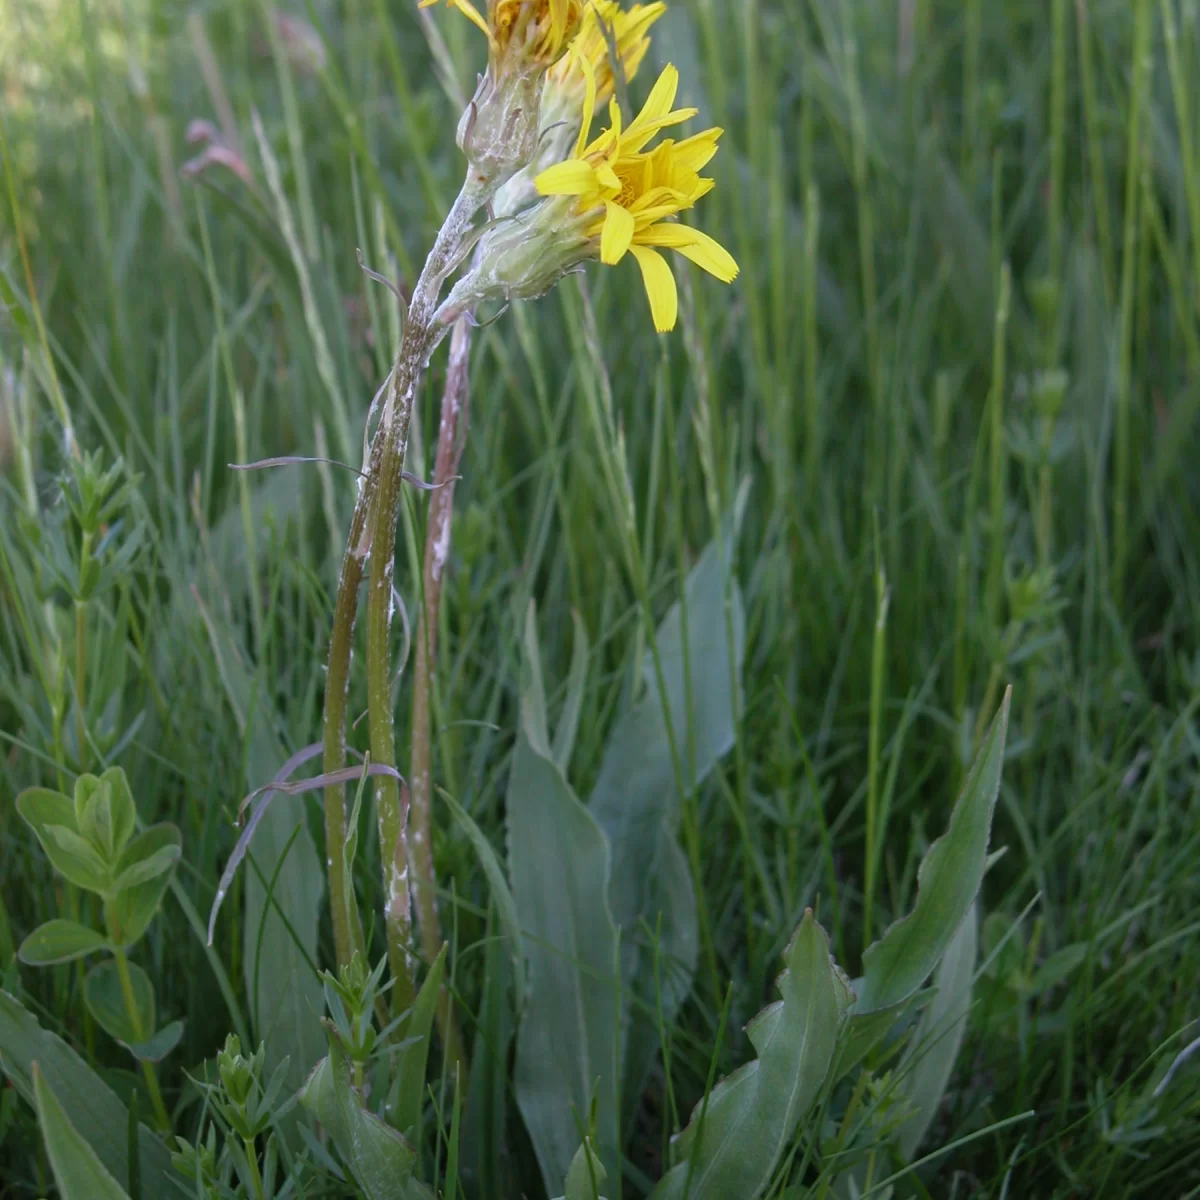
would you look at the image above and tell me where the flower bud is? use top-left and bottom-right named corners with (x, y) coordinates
top-left (439, 196), bottom-right (593, 318)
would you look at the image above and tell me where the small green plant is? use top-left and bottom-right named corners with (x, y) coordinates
top-left (16, 766), bottom-right (182, 1129)
top-left (172, 1034), bottom-right (296, 1200)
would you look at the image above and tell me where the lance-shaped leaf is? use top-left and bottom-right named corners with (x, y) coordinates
top-left (18, 788), bottom-right (112, 894)
top-left (652, 911), bottom-right (850, 1199)
top-left (857, 692), bottom-right (1009, 1015)
top-left (0, 989), bottom-right (175, 1191)
top-left (589, 504), bottom-right (746, 1130)
top-left (33, 1064), bottom-right (133, 1200)
top-left (510, 604), bottom-right (621, 1193)
top-left (834, 692), bottom-right (1010, 1079)
top-left (894, 903), bottom-right (978, 1161)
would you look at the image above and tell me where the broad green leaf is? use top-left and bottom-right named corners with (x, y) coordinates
top-left (856, 690), bottom-right (1010, 1014)
top-left (589, 511), bottom-right (745, 1129)
top-left (84, 959), bottom-right (155, 1046)
top-left (895, 904), bottom-right (977, 1161)
top-left (108, 826), bottom-right (182, 948)
top-left (391, 944), bottom-right (447, 1138)
top-left (127, 1019), bottom-right (186, 1064)
top-left (442, 790), bottom-right (525, 1007)
top-left (652, 912), bottom-right (850, 1199)
top-left (0, 989), bottom-right (175, 1191)
top-left (197, 601), bottom-right (325, 1124)
top-left (111, 833), bottom-right (182, 893)
top-left (300, 1032), bottom-right (418, 1199)
top-left (510, 607), bottom-right (621, 1193)
top-left (33, 1064), bottom-right (133, 1200)
top-left (19, 919), bottom-right (110, 965)
top-left (18, 788), bottom-right (112, 893)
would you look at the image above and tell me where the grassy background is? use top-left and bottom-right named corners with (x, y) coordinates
top-left (2, 0), bottom-right (1200, 1194)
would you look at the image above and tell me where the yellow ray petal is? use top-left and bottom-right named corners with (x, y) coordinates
top-left (536, 159), bottom-right (601, 196)
top-left (574, 47), bottom-right (598, 158)
top-left (629, 244), bottom-right (678, 332)
top-left (631, 64), bottom-right (680, 131)
top-left (600, 201), bottom-right (636, 265)
top-left (619, 108), bottom-right (699, 155)
top-left (635, 223), bottom-right (740, 282)
top-left (421, 0), bottom-right (492, 42)
top-left (671, 128), bottom-right (724, 174)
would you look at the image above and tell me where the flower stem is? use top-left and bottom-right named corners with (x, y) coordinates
top-left (409, 315), bottom-right (471, 1066)
top-left (321, 173), bottom-right (488, 1020)
top-left (322, 487), bottom-right (373, 972)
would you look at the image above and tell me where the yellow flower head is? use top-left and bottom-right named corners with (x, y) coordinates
top-left (548, 1), bottom-right (666, 109)
top-left (535, 62), bottom-right (738, 332)
top-left (420, 0), bottom-right (583, 68)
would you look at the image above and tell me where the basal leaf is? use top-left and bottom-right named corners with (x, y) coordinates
top-left (33, 1064), bottom-right (133, 1200)
top-left (18, 919), bottom-right (110, 966)
top-left (510, 606), bottom-right (621, 1193)
top-left (652, 912), bottom-right (850, 1200)
top-left (857, 690), bottom-right (1010, 1014)
top-left (895, 904), bottom-right (977, 1161)
top-left (0, 989), bottom-right (175, 1192)
top-left (589, 511), bottom-right (745, 1128)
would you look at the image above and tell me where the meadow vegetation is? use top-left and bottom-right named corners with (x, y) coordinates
top-left (1, 0), bottom-right (1199, 1196)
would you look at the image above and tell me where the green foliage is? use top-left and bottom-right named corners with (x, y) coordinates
top-left (32, 1064), bottom-right (133, 1200)
top-left (0, 990), bottom-right (175, 1193)
top-left (654, 911), bottom-right (849, 1199)
top-left (4, 0), bottom-right (1200, 1194)
top-left (300, 1025), bottom-right (429, 1200)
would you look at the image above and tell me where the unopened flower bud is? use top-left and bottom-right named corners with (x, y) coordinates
top-left (439, 196), bottom-right (592, 318)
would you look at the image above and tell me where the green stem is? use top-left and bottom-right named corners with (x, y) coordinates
top-left (322, 490), bottom-right (373, 973)
top-left (242, 1137), bottom-right (265, 1200)
top-left (74, 597), bottom-right (88, 774)
top-left (110, 941), bottom-right (170, 1132)
top-left (409, 316), bottom-right (471, 1066)
top-left (363, 177), bottom-right (488, 1018)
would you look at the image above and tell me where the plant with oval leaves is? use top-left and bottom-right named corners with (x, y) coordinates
top-left (16, 765), bottom-right (182, 1130)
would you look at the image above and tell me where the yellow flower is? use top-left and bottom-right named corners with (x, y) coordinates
top-left (535, 62), bottom-right (738, 332)
top-left (548, 1), bottom-right (666, 109)
top-left (419, 0), bottom-right (582, 66)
